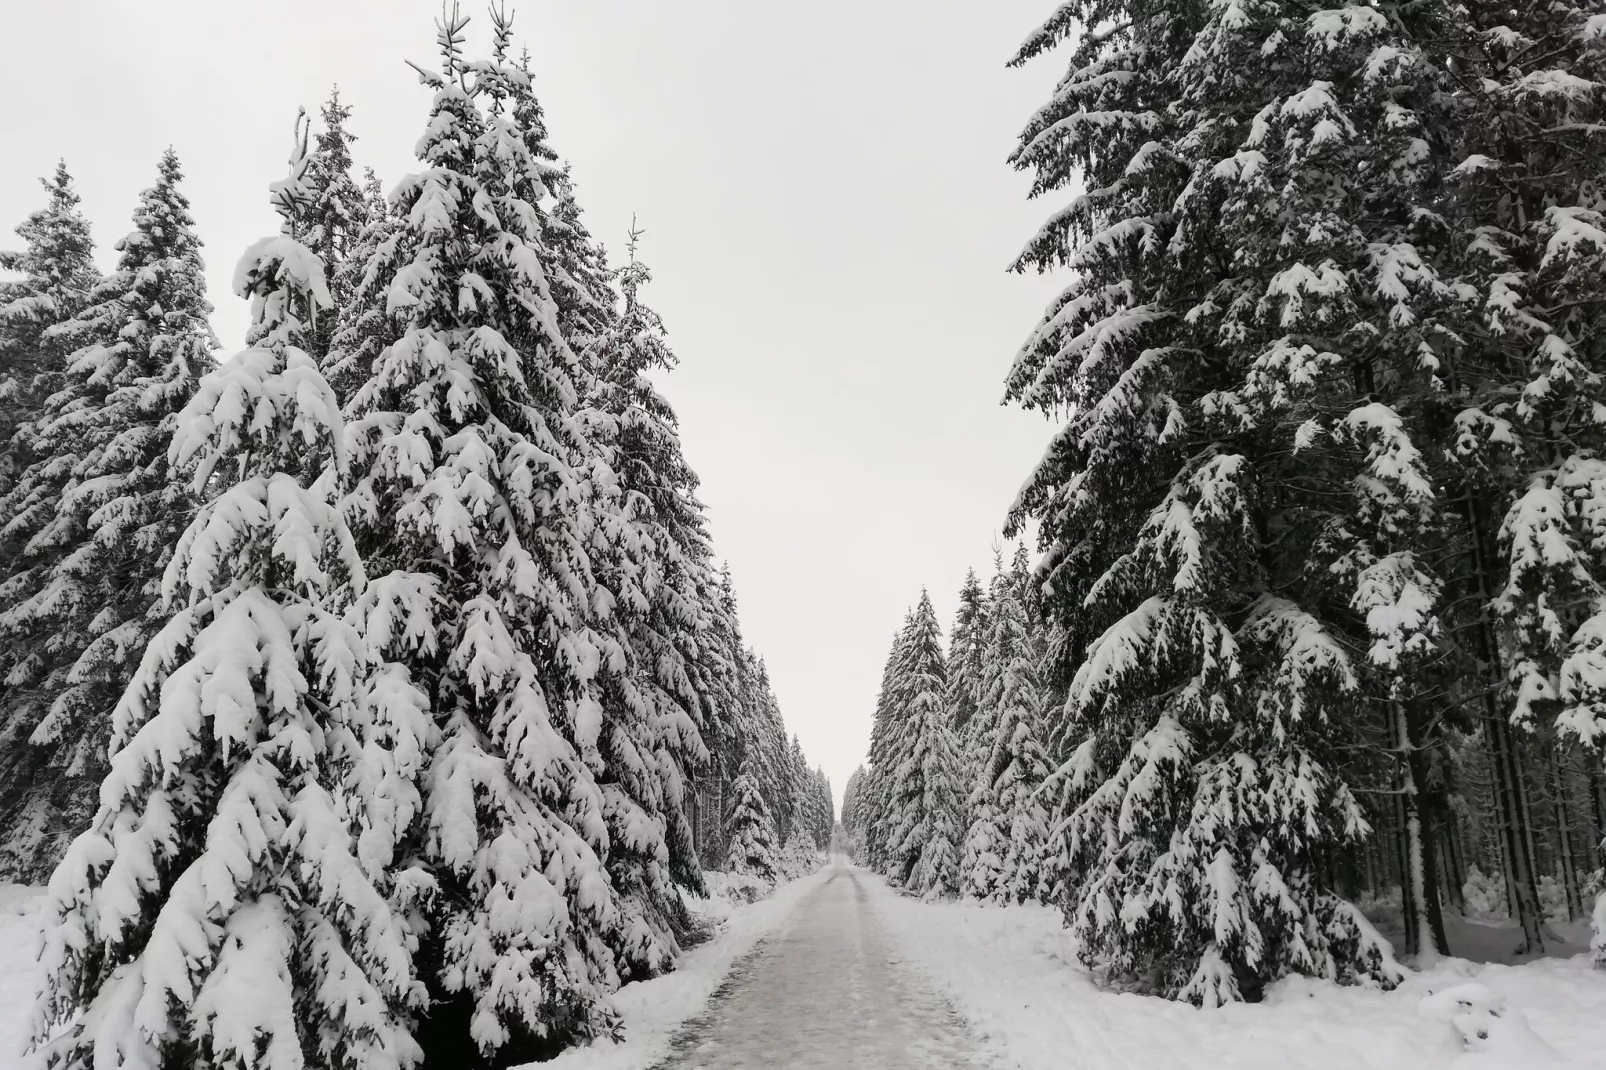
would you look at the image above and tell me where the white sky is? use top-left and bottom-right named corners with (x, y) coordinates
top-left (1, 0), bottom-right (1066, 812)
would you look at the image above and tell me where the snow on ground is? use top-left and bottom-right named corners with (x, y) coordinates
top-left (865, 871), bottom-right (1606, 1070)
top-left (0, 869), bottom-right (828, 1070)
top-left (537, 863), bottom-right (834, 1070)
top-left (0, 885), bottom-right (45, 1070)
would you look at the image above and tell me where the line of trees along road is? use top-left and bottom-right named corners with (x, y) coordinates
top-left (0, 9), bottom-right (830, 1068)
top-left (844, 0), bottom-right (1606, 1010)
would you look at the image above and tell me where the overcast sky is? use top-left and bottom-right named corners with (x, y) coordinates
top-left (1, 0), bottom-right (1066, 811)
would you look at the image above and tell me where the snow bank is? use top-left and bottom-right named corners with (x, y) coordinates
top-left (532, 864), bottom-right (830, 1070)
top-left (865, 873), bottom-right (1606, 1070)
top-left (0, 885), bottom-right (45, 1070)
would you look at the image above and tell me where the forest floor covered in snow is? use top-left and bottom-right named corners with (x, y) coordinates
top-left (0, 884), bottom-right (44, 1070)
top-left (7, 868), bottom-right (1606, 1069)
top-left (870, 875), bottom-right (1606, 1069)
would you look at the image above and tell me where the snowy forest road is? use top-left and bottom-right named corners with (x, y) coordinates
top-left (654, 863), bottom-right (978, 1069)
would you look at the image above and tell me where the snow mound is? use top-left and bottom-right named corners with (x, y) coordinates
top-left (1418, 983), bottom-right (1562, 1064)
top-left (0, 886), bottom-right (45, 1070)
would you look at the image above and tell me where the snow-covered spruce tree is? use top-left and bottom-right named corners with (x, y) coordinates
top-left (1443, 0), bottom-right (1606, 962)
top-left (959, 563), bottom-right (1009, 902)
top-left (862, 615), bottom-right (912, 873)
top-left (692, 566), bottom-right (748, 869)
top-left (1005, 0), bottom-right (1441, 998)
top-left (587, 224), bottom-right (726, 898)
top-left (495, 42), bottom-right (617, 354)
top-left (883, 593), bottom-right (960, 898)
top-left (0, 150), bottom-right (215, 880)
top-left (840, 765), bottom-right (868, 862)
top-left (324, 166), bottom-right (398, 406)
top-left (807, 767), bottom-right (835, 848)
top-left (0, 160), bottom-right (98, 489)
top-left (0, 162), bottom-right (99, 875)
top-left (946, 568), bottom-right (990, 741)
top-left (725, 757), bottom-right (778, 881)
top-left (976, 548), bottom-right (1052, 905)
top-left (301, 87), bottom-right (369, 364)
top-left (341, 14), bottom-right (703, 1054)
top-left (31, 117), bottom-right (426, 1070)
top-left (743, 656), bottom-right (794, 837)
top-left (779, 824), bottom-right (819, 880)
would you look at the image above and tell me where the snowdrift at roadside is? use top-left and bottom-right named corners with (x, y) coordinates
top-left (0, 865), bottom-right (829, 1070)
top-left (866, 874), bottom-right (1606, 1070)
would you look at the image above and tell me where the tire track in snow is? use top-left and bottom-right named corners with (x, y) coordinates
top-left (654, 863), bottom-right (977, 1069)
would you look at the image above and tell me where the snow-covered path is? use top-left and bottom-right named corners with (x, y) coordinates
top-left (656, 863), bottom-right (976, 1069)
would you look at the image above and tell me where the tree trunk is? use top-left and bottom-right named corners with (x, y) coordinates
top-left (1552, 749), bottom-right (1583, 921)
top-left (1443, 813), bottom-right (1467, 915)
top-left (1396, 700), bottom-right (1449, 959)
top-left (1589, 760), bottom-right (1606, 873)
top-left (1465, 493), bottom-right (1547, 951)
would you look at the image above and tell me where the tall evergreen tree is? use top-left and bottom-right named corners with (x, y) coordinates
top-left (589, 226), bottom-right (723, 897)
top-left (0, 162), bottom-right (99, 876)
top-left (946, 568), bottom-right (990, 739)
top-left (959, 563), bottom-right (1010, 902)
top-left (302, 87), bottom-right (369, 363)
top-left (983, 548), bottom-right (1052, 904)
top-left (0, 150), bottom-right (214, 879)
top-left (1005, 0), bottom-right (1426, 998)
top-left (0, 161), bottom-right (98, 490)
top-left (32, 116), bottom-right (426, 1070)
top-left (339, 14), bottom-right (663, 1055)
top-left (863, 616), bottom-right (911, 872)
top-left (725, 757), bottom-right (778, 881)
top-left (1446, 0), bottom-right (1606, 961)
top-left (324, 166), bottom-right (398, 406)
top-left (883, 592), bottom-right (960, 897)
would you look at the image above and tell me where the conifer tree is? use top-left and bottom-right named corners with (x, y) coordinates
top-left (0, 161), bottom-right (98, 489)
top-left (340, 12), bottom-right (660, 1054)
top-left (692, 566), bottom-right (748, 868)
top-left (32, 115), bottom-right (426, 1070)
top-left (1006, 0), bottom-right (1422, 998)
top-left (959, 563), bottom-right (1010, 902)
top-left (504, 48), bottom-right (616, 352)
top-left (946, 568), bottom-right (990, 742)
top-left (589, 226), bottom-right (723, 897)
top-left (324, 166), bottom-right (398, 406)
top-left (1444, 0), bottom-right (1606, 961)
top-left (0, 163), bottom-right (99, 876)
top-left (862, 616), bottom-right (911, 872)
top-left (0, 151), bottom-right (214, 879)
top-left (883, 593), bottom-right (959, 897)
top-left (302, 87), bottom-right (368, 363)
top-left (983, 548), bottom-right (1052, 904)
top-left (725, 757), bottom-right (778, 881)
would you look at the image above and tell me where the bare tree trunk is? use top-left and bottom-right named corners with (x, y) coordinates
top-left (1396, 700), bottom-right (1449, 959)
top-left (1442, 813), bottom-right (1467, 915)
top-left (1553, 749), bottom-right (1583, 920)
top-left (1589, 760), bottom-right (1606, 873)
top-left (1464, 493), bottom-right (1547, 951)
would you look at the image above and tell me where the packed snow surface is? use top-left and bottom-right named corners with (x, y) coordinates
top-left (539, 864), bottom-right (837, 1070)
top-left (653, 863), bottom-right (974, 1069)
